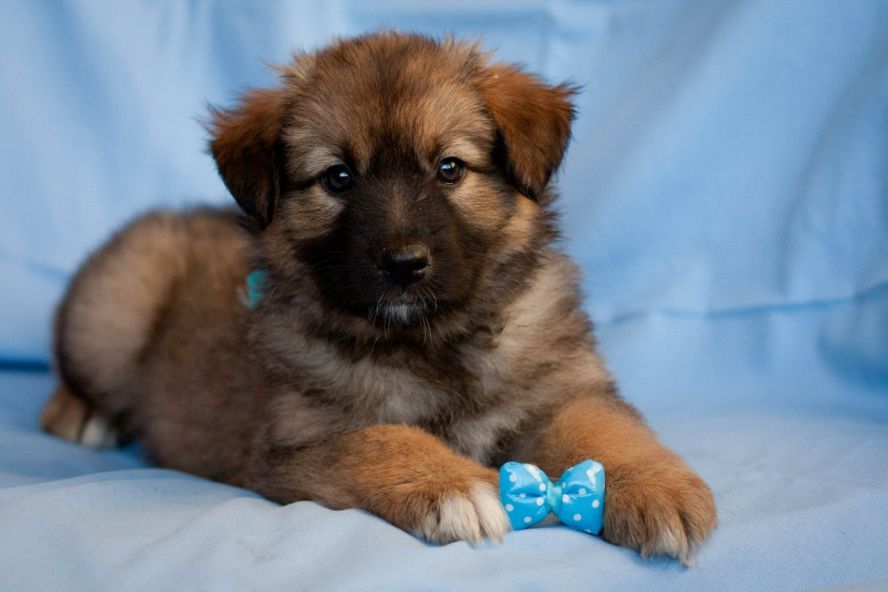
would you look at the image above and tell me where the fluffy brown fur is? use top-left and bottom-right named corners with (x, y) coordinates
top-left (42, 32), bottom-right (716, 562)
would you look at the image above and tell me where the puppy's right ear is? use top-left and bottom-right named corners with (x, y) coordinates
top-left (209, 88), bottom-right (287, 228)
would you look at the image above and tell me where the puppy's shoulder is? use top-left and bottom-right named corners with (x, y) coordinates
top-left (490, 249), bottom-right (610, 391)
top-left (501, 250), bottom-right (587, 339)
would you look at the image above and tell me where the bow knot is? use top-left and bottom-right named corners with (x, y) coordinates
top-left (499, 460), bottom-right (605, 535)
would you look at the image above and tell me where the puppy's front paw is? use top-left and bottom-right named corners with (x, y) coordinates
top-left (371, 472), bottom-right (509, 545)
top-left (413, 482), bottom-right (510, 545)
top-left (602, 457), bottom-right (717, 564)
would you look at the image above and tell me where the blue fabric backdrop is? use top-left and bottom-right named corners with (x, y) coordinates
top-left (1, 1), bottom-right (886, 591)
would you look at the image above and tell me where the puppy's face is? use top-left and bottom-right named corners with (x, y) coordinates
top-left (211, 34), bottom-right (574, 332)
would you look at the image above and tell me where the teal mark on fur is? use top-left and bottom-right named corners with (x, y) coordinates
top-left (243, 269), bottom-right (267, 309)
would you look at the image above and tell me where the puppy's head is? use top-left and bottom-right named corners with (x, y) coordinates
top-left (210, 33), bottom-right (575, 335)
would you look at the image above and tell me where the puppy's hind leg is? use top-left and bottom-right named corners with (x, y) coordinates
top-left (40, 384), bottom-right (119, 449)
top-left (44, 211), bottom-right (192, 447)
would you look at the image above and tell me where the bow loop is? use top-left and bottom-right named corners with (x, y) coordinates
top-left (499, 460), bottom-right (605, 536)
top-left (498, 462), bottom-right (551, 529)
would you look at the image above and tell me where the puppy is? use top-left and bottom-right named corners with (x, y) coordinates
top-left (41, 32), bottom-right (716, 562)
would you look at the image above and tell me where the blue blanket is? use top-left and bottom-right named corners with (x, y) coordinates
top-left (1, 1), bottom-right (886, 590)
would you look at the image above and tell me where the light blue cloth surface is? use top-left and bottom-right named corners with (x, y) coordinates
top-left (1, 1), bottom-right (886, 590)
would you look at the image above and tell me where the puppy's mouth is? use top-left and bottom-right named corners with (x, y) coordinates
top-left (368, 291), bottom-right (440, 327)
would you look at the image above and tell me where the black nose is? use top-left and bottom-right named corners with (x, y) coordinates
top-left (378, 244), bottom-right (431, 285)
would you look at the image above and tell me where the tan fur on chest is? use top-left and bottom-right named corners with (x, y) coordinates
top-left (263, 252), bottom-right (609, 465)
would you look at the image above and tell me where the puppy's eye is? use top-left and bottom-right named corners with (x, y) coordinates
top-left (321, 165), bottom-right (354, 193)
top-left (436, 157), bottom-right (465, 184)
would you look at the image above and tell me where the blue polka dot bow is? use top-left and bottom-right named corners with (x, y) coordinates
top-left (499, 460), bottom-right (605, 535)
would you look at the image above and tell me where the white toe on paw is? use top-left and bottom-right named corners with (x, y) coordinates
top-left (78, 412), bottom-right (119, 449)
top-left (436, 494), bottom-right (483, 543)
top-left (419, 483), bottom-right (510, 545)
top-left (647, 521), bottom-right (692, 565)
top-left (469, 483), bottom-right (510, 544)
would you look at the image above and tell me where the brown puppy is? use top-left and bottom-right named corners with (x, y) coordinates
top-left (42, 33), bottom-right (716, 562)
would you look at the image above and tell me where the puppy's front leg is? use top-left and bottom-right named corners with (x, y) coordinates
top-left (252, 424), bottom-right (509, 544)
top-left (531, 396), bottom-right (717, 563)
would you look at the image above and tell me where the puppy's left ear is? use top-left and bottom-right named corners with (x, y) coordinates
top-left (209, 88), bottom-right (288, 228)
top-left (478, 64), bottom-right (576, 200)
